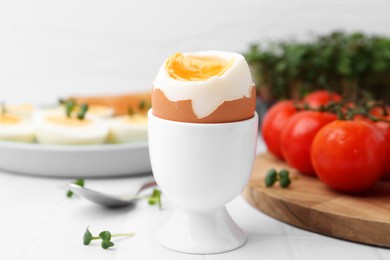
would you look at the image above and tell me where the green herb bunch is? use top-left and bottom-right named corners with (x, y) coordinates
top-left (245, 31), bottom-right (390, 102)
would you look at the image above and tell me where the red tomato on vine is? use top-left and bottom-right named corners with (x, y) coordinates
top-left (261, 101), bottom-right (297, 160)
top-left (311, 120), bottom-right (386, 192)
top-left (280, 111), bottom-right (337, 176)
top-left (303, 90), bottom-right (341, 108)
top-left (370, 105), bottom-right (390, 117)
top-left (375, 118), bottom-right (390, 180)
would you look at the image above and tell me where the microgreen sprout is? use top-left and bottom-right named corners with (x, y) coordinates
top-left (148, 188), bottom-right (162, 209)
top-left (139, 100), bottom-right (146, 110)
top-left (265, 168), bottom-right (292, 188)
top-left (66, 178), bottom-right (85, 198)
top-left (265, 169), bottom-right (277, 187)
top-left (277, 169), bottom-right (291, 188)
top-left (83, 226), bottom-right (134, 249)
top-left (63, 100), bottom-right (88, 120)
top-left (58, 98), bottom-right (65, 105)
top-left (122, 188), bottom-right (162, 209)
top-left (77, 104), bottom-right (89, 120)
top-left (138, 100), bottom-right (151, 111)
top-left (65, 100), bottom-right (76, 118)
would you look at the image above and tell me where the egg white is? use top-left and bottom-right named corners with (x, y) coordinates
top-left (106, 115), bottom-right (148, 143)
top-left (33, 111), bottom-right (109, 145)
top-left (0, 114), bottom-right (35, 143)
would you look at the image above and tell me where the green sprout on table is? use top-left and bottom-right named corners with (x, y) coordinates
top-left (148, 189), bottom-right (162, 209)
top-left (265, 168), bottom-right (292, 188)
top-left (83, 226), bottom-right (134, 249)
top-left (66, 178), bottom-right (85, 198)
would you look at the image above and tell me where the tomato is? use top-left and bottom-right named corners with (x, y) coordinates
top-left (311, 120), bottom-right (386, 192)
top-left (385, 140), bottom-right (390, 180)
top-left (303, 90), bottom-right (341, 108)
top-left (261, 100), bottom-right (297, 160)
top-left (375, 120), bottom-right (390, 138)
top-left (375, 118), bottom-right (390, 180)
top-left (280, 111), bottom-right (337, 176)
top-left (369, 105), bottom-right (390, 117)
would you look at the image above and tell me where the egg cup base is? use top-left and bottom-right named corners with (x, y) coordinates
top-left (155, 207), bottom-right (247, 254)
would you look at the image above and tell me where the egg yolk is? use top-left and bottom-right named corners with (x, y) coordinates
top-left (166, 53), bottom-right (233, 81)
top-left (46, 115), bottom-right (91, 127)
top-left (0, 114), bottom-right (21, 125)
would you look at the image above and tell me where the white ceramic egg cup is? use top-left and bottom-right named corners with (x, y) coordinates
top-left (148, 110), bottom-right (258, 254)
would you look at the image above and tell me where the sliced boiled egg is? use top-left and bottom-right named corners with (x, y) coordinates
top-left (33, 111), bottom-right (109, 145)
top-left (78, 104), bottom-right (114, 118)
top-left (5, 103), bottom-right (36, 118)
top-left (48, 104), bottom-right (114, 119)
top-left (0, 113), bottom-right (35, 142)
top-left (106, 114), bottom-right (148, 143)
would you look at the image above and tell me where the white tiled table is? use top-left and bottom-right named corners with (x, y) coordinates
top-left (0, 138), bottom-right (389, 260)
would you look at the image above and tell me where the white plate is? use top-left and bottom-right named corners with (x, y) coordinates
top-left (0, 141), bottom-right (151, 178)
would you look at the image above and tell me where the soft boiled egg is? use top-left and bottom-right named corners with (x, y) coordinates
top-left (152, 51), bottom-right (256, 123)
top-left (106, 114), bottom-right (148, 143)
top-left (33, 110), bottom-right (109, 145)
top-left (0, 113), bottom-right (35, 142)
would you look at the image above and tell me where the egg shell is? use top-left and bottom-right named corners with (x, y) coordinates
top-left (152, 86), bottom-right (256, 123)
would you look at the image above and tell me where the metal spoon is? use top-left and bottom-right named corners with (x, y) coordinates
top-left (66, 180), bottom-right (157, 208)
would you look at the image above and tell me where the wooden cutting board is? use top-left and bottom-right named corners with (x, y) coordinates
top-left (243, 153), bottom-right (390, 248)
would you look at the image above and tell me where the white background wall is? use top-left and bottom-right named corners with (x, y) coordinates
top-left (1, 0), bottom-right (389, 103)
